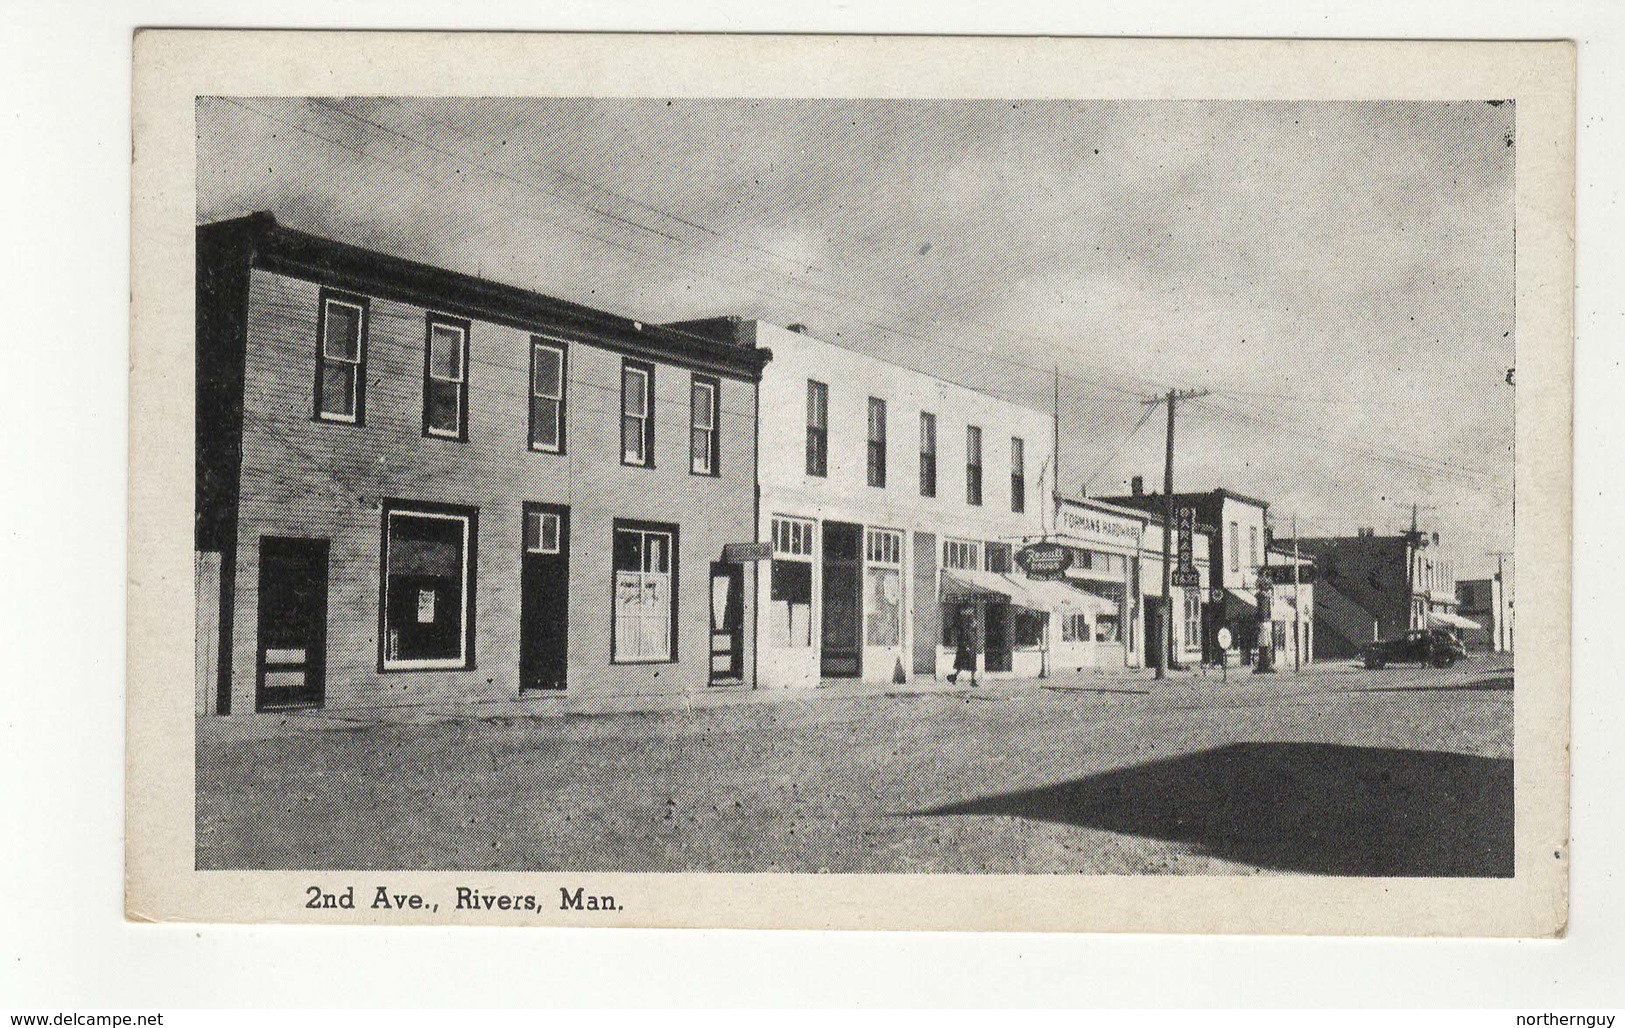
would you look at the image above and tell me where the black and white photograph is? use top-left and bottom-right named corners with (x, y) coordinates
top-left (125, 32), bottom-right (1572, 933)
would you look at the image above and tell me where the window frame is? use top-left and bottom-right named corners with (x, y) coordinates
top-left (966, 425), bottom-right (984, 506)
top-left (1230, 521), bottom-right (1241, 572)
top-left (610, 519), bottom-right (679, 664)
top-left (528, 336), bottom-right (568, 454)
top-left (378, 499), bottom-right (478, 673)
top-left (524, 509), bottom-right (563, 555)
top-left (690, 374), bottom-right (720, 477)
top-left (620, 359), bottom-right (656, 468)
top-left (805, 379), bottom-right (829, 478)
top-left (867, 396), bottom-right (888, 488)
top-left (1183, 589), bottom-right (1203, 650)
top-left (1249, 525), bottom-right (1260, 571)
top-left (919, 411), bottom-right (937, 498)
top-left (313, 289), bottom-right (369, 425)
top-left (421, 314), bottom-right (471, 442)
top-left (1010, 436), bottom-right (1026, 513)
top-left (943, 537), bottom-right (982, 571)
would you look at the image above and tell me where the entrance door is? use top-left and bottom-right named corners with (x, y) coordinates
top-left (821, 521), bottom-right (862, 678)
top-left (256, 537), bottom-right (329, 711)
top-left (984, 602), bottom-right (1012, 673)
top-left (709, 562), bottom-right (744, 683)
top-left (520, 504), bottom-right (570, 691)
top-left (1144, 596), bottom-right (1165, 672)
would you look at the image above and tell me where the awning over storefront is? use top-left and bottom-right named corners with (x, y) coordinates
top-left (941, 569), bottom-right (1117, 615)
top-left (1225, 588), bottom-right (1258, 616)
top-left (1428, 610), bottom-right (1482, 631)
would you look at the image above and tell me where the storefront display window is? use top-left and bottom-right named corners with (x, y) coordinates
top-left (613, 523), bottom-right (675, 662)
top-left (865, 528), bottom-right (902, 647)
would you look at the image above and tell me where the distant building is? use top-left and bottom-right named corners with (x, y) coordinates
top-left (1095, 484), bottom-right (1312, 667)
top-left (1290, 527), bottom-right (1475, 660)
top-left (1457, 576), bottom-right (1512, 653)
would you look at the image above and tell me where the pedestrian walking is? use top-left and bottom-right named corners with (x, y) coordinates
top-left (947, 604), bottom-right (979, 687)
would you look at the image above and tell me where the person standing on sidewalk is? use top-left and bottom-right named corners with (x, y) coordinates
top-left (948, 604), bottom-right (979, 687)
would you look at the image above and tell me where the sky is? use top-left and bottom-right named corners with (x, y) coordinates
top-left (197, 96), bottom-right (1516, 579)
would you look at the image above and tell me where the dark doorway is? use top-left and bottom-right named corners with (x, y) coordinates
top-left (821, 521), bottom-right (862, 678)
top-left (1145, 595), bottom-right (1165, 672)
top-left (983, 602), bottom-right (1012, 673)
top-left (912, 531), bottom-right (938, 676)
top-left (520, 504), bottom-right (570, 691)
top-left (709, 562), bottom-right (745, 684)
top-left (256, 537), bottom-right (329, 711)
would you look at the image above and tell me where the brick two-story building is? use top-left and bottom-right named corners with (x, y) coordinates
top-left (195, 213), bottom-right (771, 714)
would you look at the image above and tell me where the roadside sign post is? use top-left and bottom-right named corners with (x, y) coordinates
top-left (1217, 626), bottom-right (1233, 684)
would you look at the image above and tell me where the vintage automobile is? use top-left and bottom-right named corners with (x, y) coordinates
top-left (1361, 627), bottom-right (1468, 669)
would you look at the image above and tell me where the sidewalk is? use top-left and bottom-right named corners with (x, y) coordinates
top-left (196, 656), bottom-right (1506, 742)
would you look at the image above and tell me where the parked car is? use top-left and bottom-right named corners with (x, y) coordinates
top-left (1361, 628), bottom-right (1468, 669)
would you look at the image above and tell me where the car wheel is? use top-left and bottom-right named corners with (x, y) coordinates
top-left (1434, 653), bottom-right (1456, 669)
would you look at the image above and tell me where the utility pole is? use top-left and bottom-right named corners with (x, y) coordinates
top-left (1393, 502), bottom-right (1438, 629)
top-left (1292, 512), bottom-right (1303, 672)
top-left (1143, 387), bottom-right (1209, 679)
top-left (1487, 550), bottom-right (1513, 653)
top-left (1052, 366), bottom-right (1060, 539)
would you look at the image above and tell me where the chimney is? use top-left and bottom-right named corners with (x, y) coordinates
top-left (1131, 475), bottom-right (1144, 497)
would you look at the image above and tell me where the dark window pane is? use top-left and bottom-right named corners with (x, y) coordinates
top-left (429, 324), bottom-right (464, 380)
top-left (323, 303), bottom-right (360, 361)
top-left (427, 379), bottom-right (460, 434)
top-left (614, 529), bottom-right (642, 572)
top-left (533, 345), bottom-right (563, 398)
top-left (531, 396), bottom-right (560, 450)
top-left (320, 362), bottom-right (355, 417)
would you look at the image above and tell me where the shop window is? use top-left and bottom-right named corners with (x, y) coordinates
top-left (1012, 609), bottom-right (1046, 649)
top-left (529, 338), bottom-right (566, 453)
top-left (770, 515), bottom-right (815, 648)
top-left (1060, 613), bottom-right (1086, 642)
top-left (865, 528), bottom-right (902, 647)
top-left (966, 425), bottom-right (983, 506)
top-left (1183, 589), bottom-right (1203, 650)
top-left (1096, 613), bottom-right (1120, 642)
top-left (613, 522), bottom-right (676, 662)
top-left (423, 316), bottom-right (469, 440)
top-left (919, 411), bottom-right (936, 497)
top-left (1010, 437), bottom-right (1025, 513)
top-left (315, 292), bottom-right (367, 423)
top-left (805, 379), bottom-right (828, 477)
top-left (867, 397), bottom-right (887, 488)
top-left (985, 542), bottom-right (1013, 574)
top-left (621, 361), bottom-right (654, 467)
top-left (381, 502), bottom-right (476, 670)
top-left (691, 375), bottom-right (719, 476)
top-left (943, 538), bottom-right (980, 571)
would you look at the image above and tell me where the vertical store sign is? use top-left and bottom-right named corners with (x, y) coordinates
top-left (1171, 506), bottom-right (1201, 588)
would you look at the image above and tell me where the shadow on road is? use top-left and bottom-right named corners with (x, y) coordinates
top-left (919, 742), bottom-right (1512, 877)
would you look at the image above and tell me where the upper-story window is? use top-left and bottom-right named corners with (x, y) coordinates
top-left (1010, 437), bottom-right (1026, 513)
top-left (315, 291), bottom-right (367, 424)
top-left (690, 375), bottom-right (719, 476)
top-left (966, 425), bottom-right (983, 506)
top-left (423, 315), bottom-right (469, 441)
top-left (1229, 521), bottom-right (1240, 572)
top-left (1249, 525), bottom-right (1259, 570)
top-left (867, 397), bottom-right (887, 488)
top-left (529, 337), bottom-right (566, 453)
top-left (621, 360), bottom-right (654, 467)
top-left (805, 379), bottom-right (828, 477)
top-left (919, 411), bottom-right (937, 498)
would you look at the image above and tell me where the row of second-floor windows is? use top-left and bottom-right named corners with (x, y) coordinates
top-left (312, 292), bottom-right (721, 476)
top-left (805, 379), bottom-right (1025, 513)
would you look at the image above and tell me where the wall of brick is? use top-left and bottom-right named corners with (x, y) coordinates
top-left (227, 268), bottom-right (758, 712)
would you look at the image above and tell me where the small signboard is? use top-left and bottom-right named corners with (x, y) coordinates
top-left (1016, 542), bottom-right (1074, 580)
top-left (721, 541), bottom-right (773, 563)
top-left (1171, 568), bottom-right (1202, 588)
top-left (1217, 626), bottom-right (1234, 650)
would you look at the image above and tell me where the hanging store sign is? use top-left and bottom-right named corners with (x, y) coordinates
top-left (721, 541), bottom-right (773, 563)
top-left (1016, 542), bottom-right (1074, 580)
top-left (1057, 503), bottom-right (1143, 549)
top-left (1170, 506), bottom-right (1201, 587)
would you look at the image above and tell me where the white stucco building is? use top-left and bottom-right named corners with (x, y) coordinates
top-left (675, 318), bottom-right (1085, 686)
